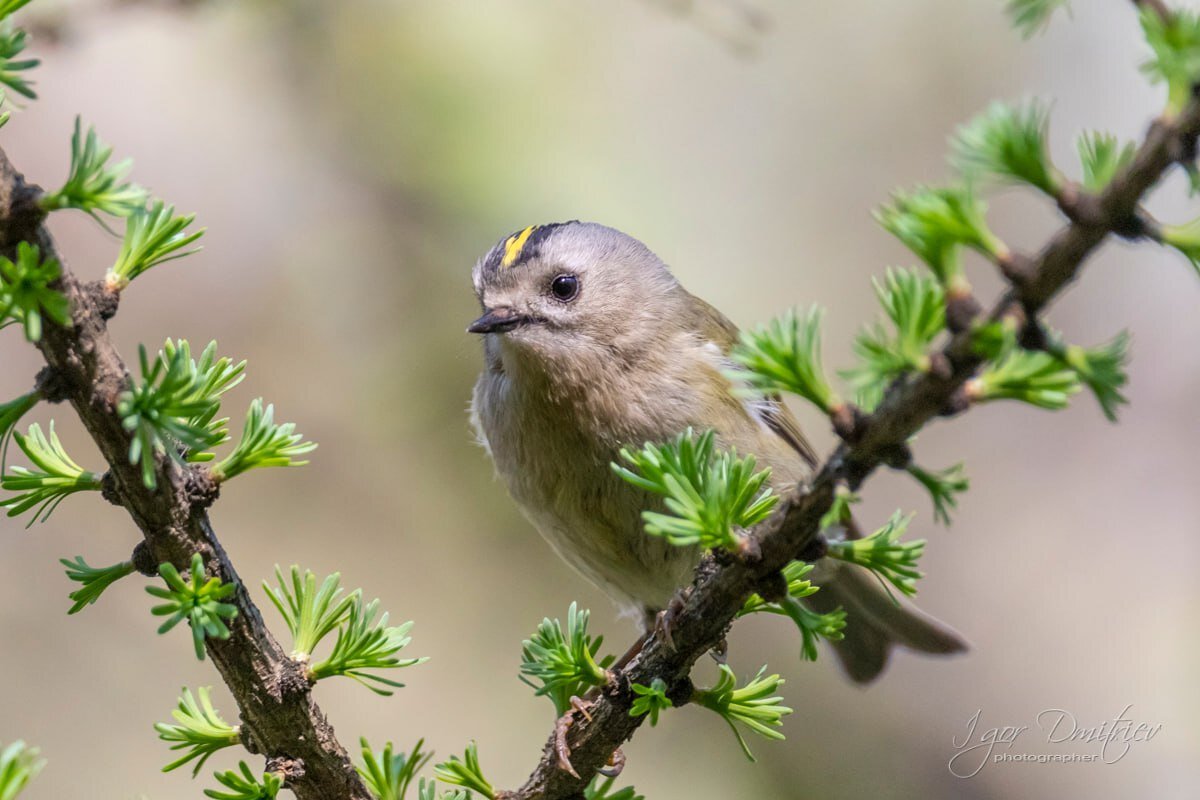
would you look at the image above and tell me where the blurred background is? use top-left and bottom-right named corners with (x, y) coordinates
top-left (0, 0), bottom-right (1197, 797)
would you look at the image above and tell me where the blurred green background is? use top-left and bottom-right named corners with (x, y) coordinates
top-left (1, 1), bottom-right (1197, 798)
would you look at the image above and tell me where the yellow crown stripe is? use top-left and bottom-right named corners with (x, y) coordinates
top-left (501, 225), bottom-right (536, 268)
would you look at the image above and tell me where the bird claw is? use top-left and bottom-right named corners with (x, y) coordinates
top-left (597, 748), bottom-right (626, 778)
top-left (554, 714), bottom-right (580, 778)
top-left (570, 695), bottom-right (594, 721)
top-left (653, 608), bottom-right (675, 650)
top-left (553, 695), bottom-right (595, 778)
top-left (652, 590), bottom-right (690, 651)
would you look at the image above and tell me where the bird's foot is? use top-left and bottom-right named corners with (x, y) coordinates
top-left (570, 694), bottom-right (594, 721)
top-left (652, 589), bottom-right (690, 651)
top-left (597, 747), bottom-right (626, 778)
top-left (652, 608), bottom-right (674, 650)
top-left (553, 695), bottom-right (595, 778)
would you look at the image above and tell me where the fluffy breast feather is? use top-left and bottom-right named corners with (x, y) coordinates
top-left (470, 329), bottom-right (810, 611)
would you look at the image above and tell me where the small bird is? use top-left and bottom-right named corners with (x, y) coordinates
top-left (468, 221), bottom-right (965, 682)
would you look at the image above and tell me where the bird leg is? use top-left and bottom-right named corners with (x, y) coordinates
top-left (554, 588), bottom-right (690, 778)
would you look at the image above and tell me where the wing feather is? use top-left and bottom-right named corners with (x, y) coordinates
top-left (684, 292), bottom-right (819, 468)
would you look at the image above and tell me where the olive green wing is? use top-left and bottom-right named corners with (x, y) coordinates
top-left (686, 292), bottom-right (819, 468)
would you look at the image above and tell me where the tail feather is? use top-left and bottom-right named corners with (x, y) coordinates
top-left (806, 564), bottom-right (967, 684)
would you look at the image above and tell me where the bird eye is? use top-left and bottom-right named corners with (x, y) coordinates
top-left (550, 274), bottom-right (579, 302)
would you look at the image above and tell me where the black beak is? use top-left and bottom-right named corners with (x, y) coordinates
top-left (467, 307), bottom-right (525, 334)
